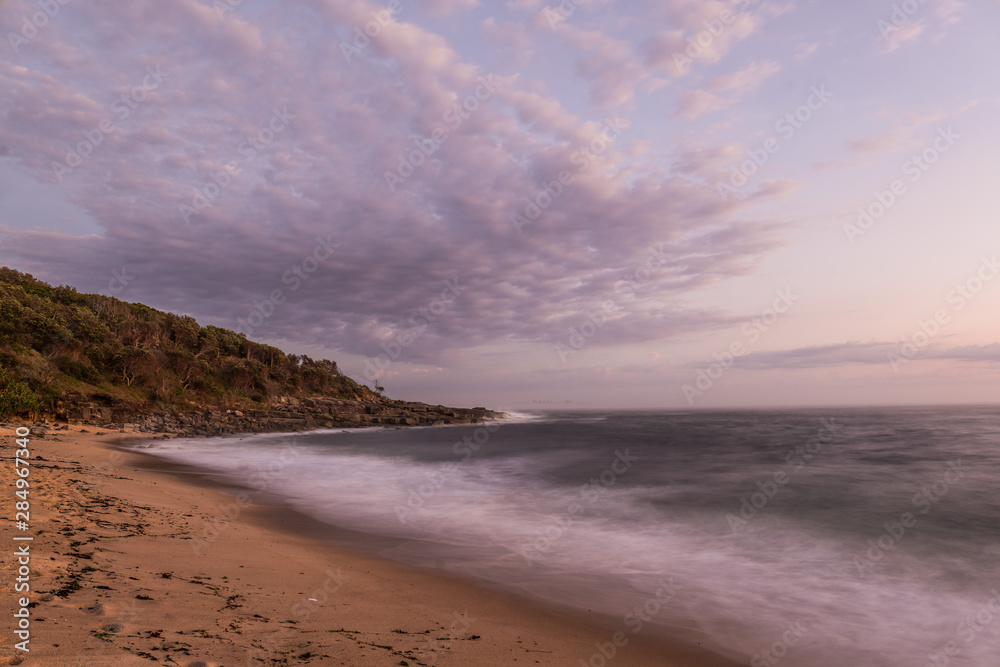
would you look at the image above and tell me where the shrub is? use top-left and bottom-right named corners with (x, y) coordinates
top-left (0, 369), bottom-right (40, 418)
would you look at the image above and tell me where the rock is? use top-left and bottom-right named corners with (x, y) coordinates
top-left (36, 391), bottom-right (501, 439)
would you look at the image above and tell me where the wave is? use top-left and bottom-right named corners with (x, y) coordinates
top-left (137, 408), bottom-right (1000, 666)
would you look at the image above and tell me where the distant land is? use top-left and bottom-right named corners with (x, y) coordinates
top-left (0, 267), bottom-right (498, 435)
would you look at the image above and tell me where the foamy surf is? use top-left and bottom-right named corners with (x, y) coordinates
top-left (139, 407), bottom-right (1000, 666)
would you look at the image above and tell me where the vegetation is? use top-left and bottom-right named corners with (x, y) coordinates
top-left (0, 267), bottom-right (374, 418)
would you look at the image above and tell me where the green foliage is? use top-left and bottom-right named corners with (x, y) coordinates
top-left (0, 267), bottom-right (373, 416)
top-left (54, 355), bottom-right (102, 383)
top-left (0, 368), bottom-right (40, 418)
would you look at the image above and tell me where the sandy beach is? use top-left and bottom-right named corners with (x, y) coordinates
top-left (0, 424), bottom-right (740, 666)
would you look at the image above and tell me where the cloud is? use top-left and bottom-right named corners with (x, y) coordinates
top-left (749, 178), bottom-right (800, 199)
top-left (845, 111), bottom-right (946, 154)
top-left (882, 21), bottom-right (926, 53)
top-left (643, 1), bottom-right (760, 76)
top-left (878, 0), bottom-right (966, 53)
top-left (811, 159), bottom-right (865, 172)
top-left (794, 41), bottom-right (819, 59)
top-left (547, 21), bottom-right (649, 108)
top-left (930, 343), bottom-right (1000, 362)
top-left (935, 0), bottom-right (966, 22)
top-left (625, 139), bottom-right (653, 158)
top-left (481, 17), bottom-right (535, 67)
top-left (723, 342), bottom-right (895, 369)
top-left (705, 60), bottom-right (780, 94)
top-left (674, 89), bottom-right (731, 120)
top-left (673, 60), bottom-right (779, 120)
top-left (694, 342), bottom-right (1000, 370)
top-left (422, 0), bottom-right (482, 16)
top-left (0, 0), bottom-right (791, 370)
top-left (846, 132), bottom-right (909, 155)
top-left (673, 143), bottom-right (744, 173)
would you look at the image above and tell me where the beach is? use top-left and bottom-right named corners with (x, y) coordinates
top-left (0, 424), bottom-right (738, 666)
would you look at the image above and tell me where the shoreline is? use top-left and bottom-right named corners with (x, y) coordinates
top-left (1, 423), bottom-right (741, 666)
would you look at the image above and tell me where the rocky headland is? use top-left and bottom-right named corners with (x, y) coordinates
top-left (17, 392), bottom-right (500, 438)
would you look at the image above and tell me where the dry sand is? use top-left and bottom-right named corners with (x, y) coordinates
top-left (0, 425), bottom-right (741, 666)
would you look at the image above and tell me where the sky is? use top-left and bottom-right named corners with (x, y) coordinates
top-left (1, 0), bottom-right (999, 410)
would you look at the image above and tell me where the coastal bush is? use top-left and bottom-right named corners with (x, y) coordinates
top-left (55, 355), bottom-right (102, 383)
top-left (0, 267), bottom-right (374, 416)
top-left (0, 369), bottom-right (40, 418)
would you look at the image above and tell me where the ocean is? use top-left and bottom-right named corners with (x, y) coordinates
top-left (137, 406), bottom-right (1000, 666)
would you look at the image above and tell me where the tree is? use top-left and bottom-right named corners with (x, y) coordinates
top-left (115, 348), bottom-right (151, 387)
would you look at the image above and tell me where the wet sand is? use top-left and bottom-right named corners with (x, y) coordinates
top-left (0, 424), bottom-right (741, 666)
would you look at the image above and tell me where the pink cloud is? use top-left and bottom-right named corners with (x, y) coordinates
top-left (0, 0), bottom-right (787, 366)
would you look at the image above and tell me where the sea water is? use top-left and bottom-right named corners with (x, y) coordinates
top-left (139, 406), bottom-right (1000, 666)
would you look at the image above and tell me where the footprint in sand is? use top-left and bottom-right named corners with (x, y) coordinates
top-left (84, 602), bottom-right (107, 616)
top-left (84, 600), bottom-right (143, 633)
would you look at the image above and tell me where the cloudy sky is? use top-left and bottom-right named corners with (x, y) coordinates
top-left (1, 0), bottom-right (999, 409)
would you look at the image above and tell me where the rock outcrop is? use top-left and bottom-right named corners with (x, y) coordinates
top-left (39, 393), bottom-right (500, 437)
